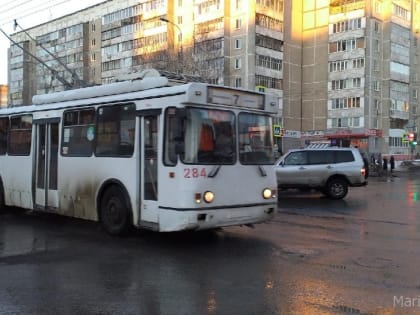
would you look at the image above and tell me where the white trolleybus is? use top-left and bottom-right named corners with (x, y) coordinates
top-left (0, 71), bottom-right (278, 235)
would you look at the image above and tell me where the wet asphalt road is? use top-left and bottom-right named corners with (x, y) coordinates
top-left (0, 171), bottom-right (420, 315)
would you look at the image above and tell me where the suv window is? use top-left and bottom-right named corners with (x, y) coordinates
top-left (336, 150), bottom-right (355, 163)
top-left (284, 151), bottom-right (307, 165)
top-left (308, 150), bottom-right (334, 164)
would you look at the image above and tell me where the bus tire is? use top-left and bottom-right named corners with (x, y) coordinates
top-left (100, 185), bottom-right (132, 235)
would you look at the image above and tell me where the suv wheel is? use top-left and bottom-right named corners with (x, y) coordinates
top-left (326, 178), bottom-right (348, 199)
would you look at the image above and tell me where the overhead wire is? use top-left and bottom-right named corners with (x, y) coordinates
top-left (0, 0), bottom-right (86, 28)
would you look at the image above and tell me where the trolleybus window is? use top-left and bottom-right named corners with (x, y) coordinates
top-left (238, 113), bottom-right (274, 164)
top-left (95, 104), bottom-right (135, 157)
top-left (144, 116), bottom-right (158, 200)
top-left (0, 117), bottom-right (8, 155)
top-left (164, 108), bottom-right (178, 166)
top-left (62, 108), bottom-right (95, 156)
top-left (9, 115), bottom-right (32, 156)
top-left (181, 108), bottom-right (235, 164)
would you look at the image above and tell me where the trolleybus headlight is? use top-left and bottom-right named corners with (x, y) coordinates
top-left (262, 188), bottom-right (273, 199)
top-left (203, 191), bottom-right (215, 203)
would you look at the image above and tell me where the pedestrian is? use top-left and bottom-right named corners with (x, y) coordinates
top-left (382, 157), bottom-right (388, 175)
top-left (390, 155), bottom-right (395, 174)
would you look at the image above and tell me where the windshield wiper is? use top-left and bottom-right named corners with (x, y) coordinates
top-left (258, 165), bottom-right (267, 177)
top-left (208, 165), bottom-right (221, 178)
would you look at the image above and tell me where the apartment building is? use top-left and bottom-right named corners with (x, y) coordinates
top-left (282, 0), bottom-right (420, 156)
top-left (8, 0), bottom-right (283, 100)
top-left (7, 0), bottom-right (420, 156)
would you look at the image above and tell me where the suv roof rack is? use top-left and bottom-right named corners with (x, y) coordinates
top-left (305, 143), bottom-right (331, 148)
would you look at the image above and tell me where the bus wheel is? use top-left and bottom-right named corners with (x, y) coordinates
top-left (100, 186), bottom-right (132, 235)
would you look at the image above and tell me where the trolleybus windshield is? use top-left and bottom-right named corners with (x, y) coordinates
top-left (165, 107), bottom-right (275, 165)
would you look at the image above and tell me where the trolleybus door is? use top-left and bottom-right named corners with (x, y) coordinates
top-left (139, 113), bottom-right (159, 223)
top-left (34, 120), bottom-right (59, 211)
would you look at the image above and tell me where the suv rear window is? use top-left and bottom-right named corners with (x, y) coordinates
top-left (308, 151), bottom-right (334, 164)
top-left (336, 150), bottom-right (355, 163)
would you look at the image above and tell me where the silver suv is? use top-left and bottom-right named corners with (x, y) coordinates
top-left (275, 147), bottom-right (367, 199)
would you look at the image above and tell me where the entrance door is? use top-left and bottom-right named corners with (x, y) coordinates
top-left (34, 121), bottom-right (59, 211)
top-left (139, 114), bottom-right (159, 223)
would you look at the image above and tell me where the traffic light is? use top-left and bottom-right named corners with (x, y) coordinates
top-left (408, 132), bottom-right (417, 146)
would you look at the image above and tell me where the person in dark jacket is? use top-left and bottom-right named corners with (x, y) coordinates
top-left (390, 155), bottom-right (395, 173)
top-left (382, 157), bottom-right (388, 175)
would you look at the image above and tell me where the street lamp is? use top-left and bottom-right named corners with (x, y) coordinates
top-left (159, 17), bottom-right (183, 73)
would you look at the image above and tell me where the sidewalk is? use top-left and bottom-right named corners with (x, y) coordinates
top-left (368, 160), bottom-right (420, 179)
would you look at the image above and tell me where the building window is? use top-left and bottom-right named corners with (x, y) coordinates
top-left (235, 77), bottom-right (242, 87)
top-left (352, 78), bottom-right (361, 88)
top-left (373, 81), bottom-right (381, 91)
top-left (353, 58), bottom-right (364, 69)
top-left (332, 18), bottom-right (362, 33)
top-left (331, 97), bottom-right (361, 109)
top-left (331, 117), bottom-right (361, 128)
top-left (235, 38), bottom-right (242, 49)
top-left (413, 89), bottom-right (418, 99)
top-left (373, 60), bottom-right (379, 71)
top-left (393, 3), bottom-right (409, 20)
top-left (329, 38), bottom-right (363, 53)
top-left (235, 19), bottom-right (242, 29)
top-left (374, 39), bottom-right (380, 52)
top-left (255, 75), bottom-right (282, 89)
top-left (91, 23), bottom-right (96, 32)
top-left (329, 60), bottom-right (347, 72)
top-left (178, 0), bottom-right (182, 6)
top-left (234, 58), bottom-right (241, 69)
top-left (257, 55), bottom-right (282, 71)
top-left (375, 2), bottom-right (382, 14)
top-left (374, 21), bottom-right (380, 33)
top-left (177, 16), bottom-right (182, 24)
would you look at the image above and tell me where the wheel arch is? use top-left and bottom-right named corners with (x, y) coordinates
top-left (326, 174), bottom-right (350, 186)
top-left (96, 179), bottom-right (133, 224)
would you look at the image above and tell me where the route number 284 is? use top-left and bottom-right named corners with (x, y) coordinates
top-left (184, 168), bottom-right (207, 178)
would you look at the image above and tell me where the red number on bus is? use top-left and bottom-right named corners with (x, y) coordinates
top-left (184, 168), bottom-right (207, 178)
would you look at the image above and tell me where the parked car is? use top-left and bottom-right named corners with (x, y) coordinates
top-left (275, 147), bottom-right (368, 199)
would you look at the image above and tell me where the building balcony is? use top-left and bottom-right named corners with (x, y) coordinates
top-left (389, 109), bottom-right (409, 120)
top-left (329, 0), bottom-right (365, 15)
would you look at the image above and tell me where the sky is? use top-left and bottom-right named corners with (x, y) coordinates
top-left (0, 0), bottom-right (106, 85)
